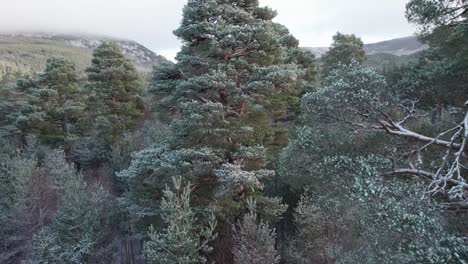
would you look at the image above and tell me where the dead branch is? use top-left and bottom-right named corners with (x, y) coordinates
top-left (379, 118), bottom-right (463, 150)
top-left (383, 106), bottom-right (468, 202)
top-left (385, 169), bottom-right (468, 189)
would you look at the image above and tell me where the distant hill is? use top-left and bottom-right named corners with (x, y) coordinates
top-left (366, 52), bottom-right (422, 70)
top-left (0, 32), bottom-right (170, 82)
top-left (304, 36), bottom-right (428, 58)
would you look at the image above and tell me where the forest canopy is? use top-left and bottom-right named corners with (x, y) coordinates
top-left (0, 0), bottom-right (467, 263)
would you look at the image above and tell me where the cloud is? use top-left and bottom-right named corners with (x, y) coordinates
top-left (0, 0), bottom-right (415, 60)
top-left (263, 0), bottom-right (415, 47)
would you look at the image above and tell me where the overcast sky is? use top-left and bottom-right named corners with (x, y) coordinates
top-left (0, 0), bottom-right (415, 60)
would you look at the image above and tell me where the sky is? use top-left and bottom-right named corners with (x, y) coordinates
top-left (0, 0), bottom-right (415, 60)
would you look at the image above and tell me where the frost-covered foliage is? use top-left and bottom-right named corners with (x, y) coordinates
top-left (232, 198), bottom-right (279, 264)
top-left (0, 150), bottom-right (118, 264)
top-left (279, 63), bottom-right (392, 190)
top-left (0, 149), bottom-right (38, 263)
top-left (119, 0), bottom-right (313, 230)
top-left (215, 163), bottom-right (274, 196)
top-left (32, 151), bottom-right (117, 264)
top-left (144, 177), bottom-right (217, 264)
top-left (281, 57), bottom-right (467, 263)
top-left (303, 61), bottom-right (391, 126)
top-left (284, 155), bottom-right (467, 263)
top-left (321, 32), bottom-right (367, 77)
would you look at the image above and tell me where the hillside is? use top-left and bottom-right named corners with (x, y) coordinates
top-left (303, 36), bottom-right (426, 71)
top-left (366, 52), bottom-right (422, 70)
top-left (305, 36), bottom-right (427, 58)
top-left (0, 32), bottom-right (169, 82)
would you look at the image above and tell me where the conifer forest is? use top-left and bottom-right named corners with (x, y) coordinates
top-left (0, 0), bottom-right (468, 263)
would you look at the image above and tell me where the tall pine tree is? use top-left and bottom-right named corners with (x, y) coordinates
top-left (85, 42), bottom-right (144, 144)
top-left (15, 57), bottom-right (84, 147)
top-left (119, 0), bottom-right (314, 261)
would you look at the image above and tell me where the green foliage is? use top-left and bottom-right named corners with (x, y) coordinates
top-left (85, 42), bottom-right (144, 143)
top-left (32, 152), bottom-right (118, 264)
top-left (321, 32), bottom-right (367, 77)
top-left (121, 0), bottom-right (312, 227)
top-left (1, 1), bottom-right (466, 263)
top-left (144, 177), bottom-right (217, 264)
top-left (232, 198), bottom-right (279, 264)
top-left (303, 61), bottom-right (390, 126)
top-left (283, 153), bottom-right (467, 263)
top-left (0, 83), bottom-right (26, 142)
top-left (15, 57), bottom-right (84, 146)
top-left (281, 57), bottom-right (467, 263)
top-left (366, 52), bottom-right (421, 72)
top-left (152, 0), bottom-right (315, 125)
top-left (119, 3), bottom-right (313, 263)
top-left (406, 0), bottom-right (468, 34)
top-left (0, 150), bottom-right (38, 263)
top-left (1, 149), bottom-right (117, 264)
top-left (402, 0), bottom-right (468, 107)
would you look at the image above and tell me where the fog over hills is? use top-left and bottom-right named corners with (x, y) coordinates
top-left (0, 32), bottom-right (170, 82)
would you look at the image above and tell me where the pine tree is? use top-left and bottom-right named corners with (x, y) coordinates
top-left (0, 82), bottom-right (25, 140)
top-left (119, 1), bottom-right (314, 260)
top-left (320, 32), bottom-right (367, 77)
top-left (32, 152), bottom-right (117, 264)
top-left (15, 57), bottom-right (84, 146)
top-left (120, 0), bottom-right (312, 217)
top-left (232, 198), bottom-right (279, 264)
top-left (144, 177), bottom-right (217, 264)
top-left (400, 0), bottom-right (468, 107)
top-left (0, 146), bottom-right (38, 263)
top-left (85, 42), bottom-right (144, 143)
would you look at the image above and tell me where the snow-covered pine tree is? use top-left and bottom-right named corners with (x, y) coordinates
top-left (120, 0), bottom-right (313, 217)
top-left (32, 152), bottom-right (117, 264)
top-left (119, 1), bottom-right (314, 261)
top-left (232, 198), bottom-right (279, 264)
top-left (144, 177), bottom-right (217, 264)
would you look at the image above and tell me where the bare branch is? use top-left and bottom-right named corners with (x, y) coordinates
top-left (379, 119), bottom-right (462, 150)
top-left (382, 108), bottom-right (468, 201)
top-left (385, 169), bottom-right (468, 189)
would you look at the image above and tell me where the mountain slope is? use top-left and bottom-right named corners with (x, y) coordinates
top-left (305, 36), bottom-right (428, 58)
top-left (0, 32), bottom-right (169, 82)
top-left (365, 36), bottom-right (427, 56)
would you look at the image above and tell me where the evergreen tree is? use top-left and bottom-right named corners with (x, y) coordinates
top-left (120, 0), bottom-right (312, 226)
top-left (281, 60), bottom-right (467, 263)
top-left (320, 32), bottom-right (367, 77)
top-left (85, 42), bottom-right (144, 143)
top-left (399, 0), bottom-right (468, 107)
top-left (283, 156), bottom-right (467, 263)
top-left (0, 146), bottom-right (38, 263)
top-left (144, 177), bottom-right (217, 264)
top-left (32, 152), bottom-right (117, 264)
top-left (0, 82), bottom-right (26, 142)
top-left (15, 57), bottom-right (84, 146)
top-left (120, 1), bottom-right (314, 261)
top-left (232, 198), bottom-right (279, 264)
